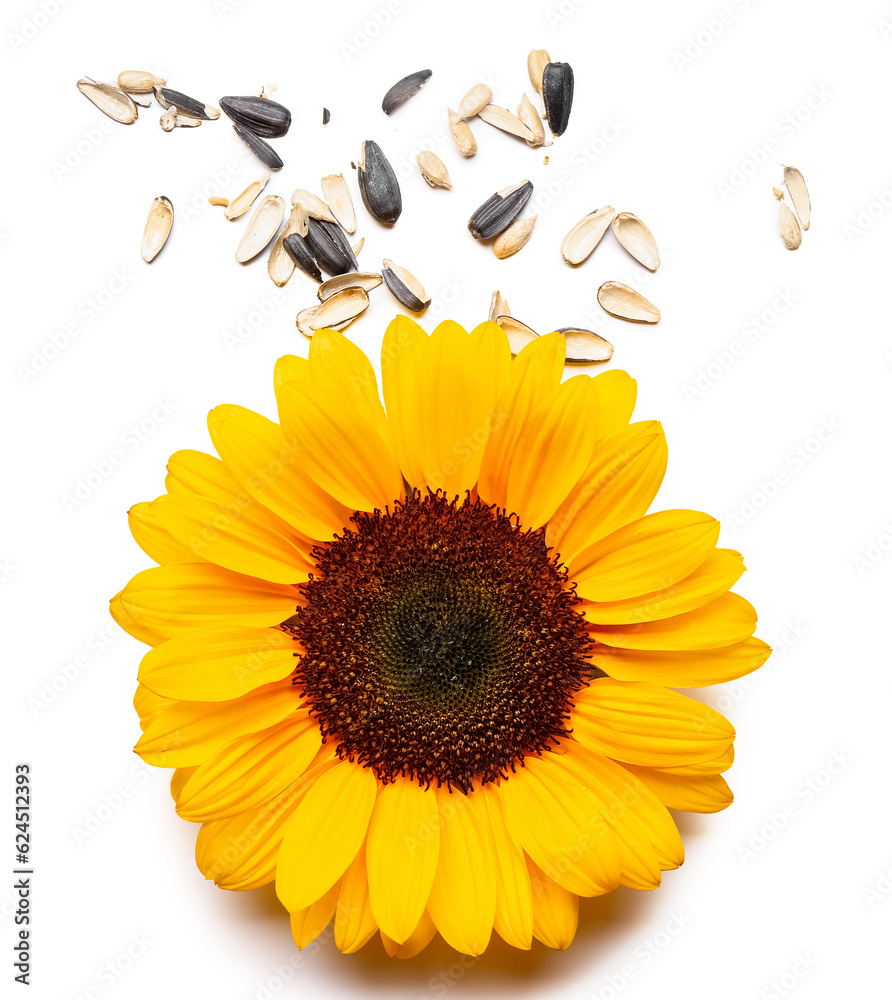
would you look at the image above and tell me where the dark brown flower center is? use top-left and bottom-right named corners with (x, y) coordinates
top-left (286, 491), bottom-right (592, 792)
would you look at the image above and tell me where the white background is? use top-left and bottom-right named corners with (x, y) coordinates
top-left (3, 0), bottom-right (891, 997)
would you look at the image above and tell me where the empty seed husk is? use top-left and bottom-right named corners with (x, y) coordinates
top-left (554, 328), bottom-right (614, 363)
top-left (77, 77), bottom-right (138, 124)
top-left (382, 259), bottom-right (430, 312)
top-left (141, 196), bottom-right (173, 262)
top-left (517, 93), bottom-right (546, 147)
top-left (561, 206), bottom-right (615, 264)
top-left (117, 70), bottom-right (166, 93)
top-left (477, 104), bottom-right (534, 142)
top-left (457, 83), bottom-right (493, 120)
top-left (128, 95), bottom-right (152, 108)
top-left (296, 305), bottom-right (320, 336)
top-left (320, 174), bottom-right (357, 233)
top-left (783, 165), bottom-right (810, 230)
top-left (232, 123), bottom-right (283, 169)
top-left (305, 217), bottom-right (358, 275)
top-left (493, 215), bottom-right (538, 259)
top-left (597, 281), bottom-right (660, 323)
top-left (317, 272), bottom-right (383, 301)
top-left (312, 287), bottom-right (370, 330)
top-left (778, 199), bottom-right (802, 250)
top-left (352, 237), bottom-right (365, 257)
top-left (448, 109), bottom-right (477, 156)
top-left (268, 207), bottom-right (305, 286)
top-left (283, 233), bottom-right (323, 283)
top-left (289, 188), bottom-right (337, 224)
top-left (235, 195), bottom-right (285, 263)
top-left (468, 180), bottom-right (533, 239)
top-left (489, 290), bottom-right (511, 322)
top-left (219, 95), bottom-right (291, 137)
top-left (416, 150), bottom-right (452, 189)
top-left (612, 212), bottom-right (660, 271)
top-left (527, 50), bottom-right (551, 93)
top-left (175, 114), bottom-right (202, 128)
top-left (382, 69), bottom-right (432, 114)
top-left (357, 140), bottom-right (402, 224)
top-left (496, 315), bottom-right (539, 355)
top-left (160, 105), bottom-right (177, 131)
top-left (542, 61), bottom-right (574, 136)
top-left (224, 171), bottom-right (271, 220)
top-left (154, 86), bottom-right (219, 120)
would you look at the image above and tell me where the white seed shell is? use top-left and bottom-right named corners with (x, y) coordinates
top-left (320, 174), bottom-right (357, 234)
top-left (517, 93), bottom-right (546, 147)
top-left (778, 200), bottom-right (802, 250)
top-left (268, 206), bottom-right (306, 287)
top-left (493, 215), bottom-right (538, 259)
top-left (561, 206), bottom-right (615, 264)
top-left (117, 70), bottom-right (166, 93)
top-left (489, 290), bottom-right (511, 322)
top-left (236, 195), bottom-right (285, 263)
top-left (496, 315), bottom-right (539, 355)
top-left (457, 83), bottom-right (493, 120)
top-left (554, 328), bottom-right (614, 363)
top-left (224, 172), bottom-right (271, 220)
top-left (527, 50), bottom-right (551, 93)
top-left (416, 151), bottom-right (452, 189)
top-left (317, 272), bottom-right (383, 301)
top-left (477, 104), bottom-right (534, 142)
top-left (597, 281), bottom-right (660, 323)
top-left (289, 188), bottom-right (337, 224)
top-left (77, 77), bottom-right (138, 124)
top-left (311, 287), bottom-right (370, 331)
top-left (160, 105), bottom-right (177, 131)
top-left (352, 237), bottom-right (365, 257)
top-left (612, 212), bottom-right (661, 271)
top-left (783, 165), bottom-right (810, 230)
top-left (141, 196), bottom-right (173, 262)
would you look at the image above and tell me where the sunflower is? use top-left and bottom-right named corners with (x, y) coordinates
top-left (113, 317), bottom-right (769, 958)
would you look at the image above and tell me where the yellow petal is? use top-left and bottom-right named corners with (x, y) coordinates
top-left (138, 625), bottom-right (298, 702)
top-left (588, 592), bottom-right (758, 651)
top-left (470, 321), bottom-right (512, 403)
top-left (276, 760), bottom-right (378, 912)
top-left (478, 783), bottom-right (532, 950)
top-left (580, 549), bottom-right (745, 625)
top-left (366, 777), bottom-right (440, 944)
top-left (500, 753), bottom-right (620, 896)
top-left (128, 500), bottom-right (197, 565)
top-left (335, 840), bottom-right (378, 954)
top-left (570, 679), bottom-right (734, 767)
top-left (658, 743), bottom-right (734, 776)
top-left (527, 857), bottom-right (578, 950)
top-left (208, 405), bottom-right (351, 541)
top-left (380, 910), bottom-right (437, 958)
top-left (546, 421), bottom-right (667, 564)
top-left (621, 764), bottom-right (734, 813)
top-left (134, 678), bottom-right (299, 767)
top-left (170, 766), bottom-right (197, 802)
top-left (426, 786), bottom-right (497, 956)
top-left (592, 369), bottom-right (636, 441)
top-left (110, 592), bottom-right (169, 647)
top-left (119, 564), bottom-right (298, 639)
top-left (380, 315), bottom-right (429, 488)
top-left (593, 637), bottom-right (771, 687)
top-left (573, 509), bottom-right (720, 602)
top-left (274, 354), bottom-right (309, 394)
top-left (133, 683), bottom-right (175, 729)
top-left (290, 881), bottom-right (340, 948)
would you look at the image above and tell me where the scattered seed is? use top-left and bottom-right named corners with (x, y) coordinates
top-left (175, 115), bottom-right (202, 128)
top-left (493, 215), bottom-right (538, 259)
top-left (448, 109), bottom-right (477, 156)
top-left (208, 196), bottom-right (229, 207)
top-left (554, 328), bottom-right (614, 363)
top-left (321, 174), bottom-right (357, 234)
top-left (141, 196), bottom-right (173, 262)
top-left (268, 206), bottom-right (306, 286)
top-left (305, 217), bottom-right (359, 275)
top-left (597, 281), bottom-right (660, 323)
top-left (489, 290), bottom-right (511, 322)
top-left (317, 272), bottom-right (383, 301)
top-left (772, 187), bottom-right (785, 200)
top-left (77, 77), bottom-right (138, 124)
top-left (477, 104), bottom-right (534, 142)
top-left (352, 237), bottom-right (365, 256)
top-left (496, 315), bottom-right (539, 354)
top-left (289, 188), bottom-right (337, 224)
top-left (224, 171), bottom-right (271, 220)
top-left (236, 195), bottom-right (285, 263)
top-left (160, 105), bottom-right (177, 132)
top-left (778, 199), bottom-right (802, 250)
top-left (543, 155), bottom-right (549, 165)
top-left (561, 206), bottom-right (615, 264)
top-left (312, 286), bottom-right (370, 330)
top-left (527, 50), bottom-right (551, 93)
top-left (783, 165), bottom-right (810, 230)
top-left (542, 62), bottom-right (574, 136)
top-left (457, 83), bottom-right (492, 120)
top-left (382, 259), bottom-right (430, 312)
top-left (322, 107), bottom-right (330, 126)
top-left (357, 140), bottom-right (402, 224)
top-left (283, 233), bottom-right (323, 283)
top-left (296, 305), bottom-right (320, 336)
top-left (219, 95), bottom-right (291, 137)
top-left (416, 150), bottom-right (452, 189)
top-left (128, 95), bottom-right (152, 108)
top-left (117, 70), bottom-right (166, 93)
top-left (382, 69), bottom-right (432, 114)
top-left (232, 123), bottom-right (283, 169)
top-left (154, 87), bottom-right (219, 120)
top-left (612, 212), bottom-right (660, 271)
top-left (517, 94), bottom-right (546, 147)
top-left (468, 180), bottom-right (533, 240)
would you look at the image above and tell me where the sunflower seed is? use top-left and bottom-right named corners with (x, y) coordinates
top-left (542, 62), bottom-right (574, 136)
top-left (296, 305), bottom-right (320, 336)
top-left (517, 94), bottom-right (546, 147)
top-left (160, 105), bottom-right (177, 131)
top-left (128, 95), bottom-right (152, 108)
top-left (268, 206), bottom-right (308, 286)
top-left (283, 234), bottom-right (323, 283)
top-left (208, 196), bottom-right (229, 207)
top-left (457, 83), bottom-right (492, 120)
top-left (597, 281), bottom-right (660, 323)
top-left (224, 172), bottom-right (271, 220)
top-left (312, 287), bottom-right (370, 330)
top-left (321, 174), bottom-right (357, 233)
top-left (493, 215), bottom-right (538, 259)
top-left (382, 259), bottom-right (430, 312)
top-left (778, 198), bottom-right (802, 250)
top-left (772, 187), bottom-right (784, 200)
top-left (77, 77), bottom-right (138, 124)
top-left (317, 272), bottom-right (383, 301)
top-left (468, 180), bottom-right (533, 239)
top-left (154, 87), bottom-right (219, 120)
top-left (489, 290), bottom-right (511, 322)
top-left (382, 69), bottom-right (432, 114)
top-left (289, 189), bottom-right (336, 225)
top-left (357, 140), bottom-right (402, 224)
top-left (232, 123), bottom-right (283, 169)
top-left (612, 212), bottom-right (660, 271)
top-left (448, 109), bottom-right (477, 156)
top-left (496, 315), bottom-right (539, 355)
top-left (141, 196), bottom-right (173, 262)
top-left (783, 165), bottom-right (810, 230)
top-left (322, 107), bottom-right (330, 126)
top-left (561, 206), bottom-right (615, 264)
top-left (117, 70), bottom-right (165, 93)
top-left (305, 217), bottom-right (358, 275)
top-left (352, 237), bottom-right (365, 256)
top-left (175, 114), bottom-right (202, 128)
top-left (527, 50), bottom-right (551, 93)
top-left (235, 195), bottom-right (285, 263)
top-left (554, 328), bottom-right (614, 363)
top-left (219, 95), bottom-right (291, 137)
top-left (477, 104), bottom-right (534, 142)
top-left (416, 151), bottom-right (452, 190)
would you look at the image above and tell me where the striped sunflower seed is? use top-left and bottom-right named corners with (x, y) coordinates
top-left (141, 196), bottom-right (173, 262)
top-left (317, 272), bottom-right (383, 301)
top-left (493, 215), bottom-right (538, 259)
top-left (448, 109), bottom-right (477, 156)
top-left (219, 95), bottom-right (291, 137)
top-left (357, 140), bottom-right (402, 224)
top-left (496, 315), bottom-right (538, 355)
top-left (416, 151), bottom-right (452, 190)
top-left (382, 259), bottom-right (430, 312)
top-left (489, 290), bottom-right (511, 322)
top-left (311, 287), bottom-right (370, 330)
top-left (542, 62), bottom-right (574, 136)
top-left (612, 212), bottom-right (660, 271)
top-left (561, 206), bottom-right (615, 264)
top-left (382, 69), bottom-right (432, 114)
top-left (527, 50), bottom-right (551, 93)
top-left (77, 77), bottom-right (138, 124)
top-left (283, 234), bottom-right (323, 283)
top-left (224, 172), bottom-right (271, 220)
top-left (236, 195), bottom-right (285, 264)
top-left (517, 94), bottom-right (546, 147)
top-left (554, 328), bottom-right (614, 363)
top-left (597, 281), bottom-right (660, 323)
top-left (321, 174), bottom-right (357, 234)
top-left (117, 70), bottom-right (165, 93)
top-left (468, 180), bottom-right (533, 239)
top-left (232, 124), bottom-right (283, 169)
top-left (154, 87), bottom-right (219, 120)
top-left (477, 104), bottom-right (534, 142)
top-left (305, 217), bottom-right (358, 275)
top-left (457, 83), bottom-right (492, 120)
top-left (783, 165), bottom-right (810, 230)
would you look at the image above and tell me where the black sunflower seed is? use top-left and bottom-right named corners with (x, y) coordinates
top-left (305, 218), bottom-right (358, 276)
top-left (357, 140), bottom-right (402, 225)
top-left (153, 86), bottom-right (219, 120)
top-left (283, 234), bottom-right (323, 283)
top-left (381, 69), bottom-right (432, 115)
top-left (542, 62), bottom-right (574, 137)
top-left (231, 124), bottom-right (283, 170)
top-left (219, 95), bottom-right (291, 138)
top-left (322, 107), bottom-right (330, 126)
top-left (467, 181), bottom-right (533, 240)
